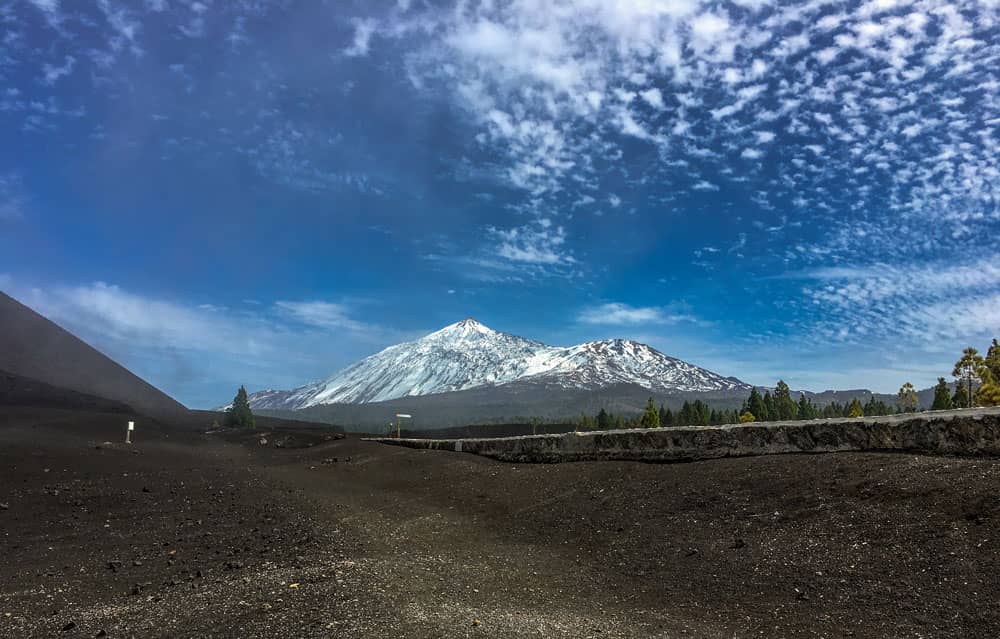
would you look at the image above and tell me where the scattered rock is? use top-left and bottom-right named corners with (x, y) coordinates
top-left (61, 621), bottom-right (76, 632)
top-left (0, 503), bottom-right (8, 510)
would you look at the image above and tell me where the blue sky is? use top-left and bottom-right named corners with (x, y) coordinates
top-left (1, 0), bottom-right (998, 408)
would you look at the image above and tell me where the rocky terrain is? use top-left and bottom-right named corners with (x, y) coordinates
top-left (381, 408), bottom-right (1000, 463)
top-left (2, 404), bottom-right (1000, 638)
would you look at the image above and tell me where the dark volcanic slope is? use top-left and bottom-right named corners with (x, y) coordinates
top-left (0, 369), bottom-right (133, 413)
top-left (0, 292), bottom-right (186, 419)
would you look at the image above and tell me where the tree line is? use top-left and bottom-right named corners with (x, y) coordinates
top-left (573, 338), bottom-right (1000, 430)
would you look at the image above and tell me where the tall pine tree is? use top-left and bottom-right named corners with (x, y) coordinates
top-left (986, 339), bottom-right (1000, 381)
top-left (763, 391), bottom-right (776, 422)
top-left (226, 385), bottom-right (255, 428)
top-left (597, 407), bottom-right (611, 429)
top-left (640, 397), bottom-right (661, 429)
top-left (931, 377), bottom-right (952, 411)
top-left (774, 380), bottom-right (798, 420)
top-left (953, 347), bottom-right (987, 408)
top-left (897, 382), bottom-right (919, 413)
top-left (747, 387), bottom-right (767, 422)
top-left (848, 398), bottom-right (864, 418)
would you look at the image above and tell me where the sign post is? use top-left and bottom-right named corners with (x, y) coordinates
top-left (395, 413), bottom-right (411, 439)
top-left (125, 420), bottom-right (135, 444)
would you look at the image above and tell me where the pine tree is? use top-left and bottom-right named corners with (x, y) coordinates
top-left (953, 347), bottom-right (987, 408)
top-left (931, 377), bottom-right (953, 411)
top-left (692, 400), bottom-right (710, 426)
top-left (897, 382), bottom-right (919, 413)
top-left (848, 398), bottom-right (864, 418)
top-left (774, 380), bottom-right (799, 420)
top-left (976, 373), bottom-right (1000, 407)
top-left (797, 393), bottom-right (816, 420)
top-left (658, 404), bottom-right (669, 427)
top-left (739, 411), bottom-right (755, 423)
top-left (763, 391), bottom-right (776, 422)
top-left (747, 388), bottom-right (767, 422)
top-left (678, 401), bottom-right (693, 426)
top-left (225, 385), bottom-right (255, 428)
top-left (662, 407), bottom-right (674, 427)
top-left (952, 384), bottom-right (970, 410)
top-left (986, 338), bottom-right (1000, 382)
top-left (640, 397), bottom-right (661, 429)
top-left (596, 408), bottom-right (611, 430)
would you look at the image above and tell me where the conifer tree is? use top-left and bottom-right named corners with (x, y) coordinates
top-left (747, 387), bottom-right (767, 422)
top-left (797, 393), bottom-right (816, 420)
top-left (662, 407), bottom-right (674, 427)
top-left (774, 380), bottom-right (798, 420)
top-left (739, 411), bottom-right (755, 423)
top-left (897, 382), bottom-right (919, 413)
top-left (848, 398), bottom-right (864, 418)
top-left (976, 372), bottom-right (1000, 407)
top-left (953, 347), bottom-right (987, 408)
top-left (763, 391), bottom-right (776, 422)
top-left (952, 384), bottom-right (969, 410)
top-left (986, 339), bottom-right (1000, 382)
top-left (640, 397), bottom-right (661, 429)
top-left (225, 385), bottom-right (255, 428)
top-left (931, 377), bottom-right (953, 411)
top-left (597, 407), bottom-right (611, 430)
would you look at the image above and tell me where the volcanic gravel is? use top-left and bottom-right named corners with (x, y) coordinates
top-left (2, 405), bottom-right (999, 638)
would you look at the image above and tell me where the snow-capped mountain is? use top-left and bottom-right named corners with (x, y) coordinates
top-left (243, 318), bottom-right (749, 410)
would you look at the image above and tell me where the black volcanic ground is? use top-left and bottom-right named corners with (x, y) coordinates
top-left (2, 401), bottom-right (999, 638)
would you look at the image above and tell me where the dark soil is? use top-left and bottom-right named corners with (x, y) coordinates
top-left (2, 405), bottom-right (999, 637)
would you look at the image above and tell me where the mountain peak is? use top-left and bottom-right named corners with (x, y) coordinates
top-left (430, 317), bottom-right (495, 338)
top-left (242, 320), bottom-right (750, 408)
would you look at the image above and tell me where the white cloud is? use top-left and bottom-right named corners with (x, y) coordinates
top-left (42, 55), bottom-right (75, 85)
top-left (27, 0), bottom-right (59, 14)
top-left (491, 221), bottom-right (575, 265)
top-left (274, 301), bottom-right (368, 332)
top-left (345, 18), bottom-right (377, 57)
top-left (639, 87), bottom-right (664, 109)
top-left (794, 257), bottom-right (1000, 348)
top-left (577, 303), bottom-right (698, 326)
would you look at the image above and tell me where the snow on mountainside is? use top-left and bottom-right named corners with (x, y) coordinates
top-left (244, 318), bottom-right (749, 410)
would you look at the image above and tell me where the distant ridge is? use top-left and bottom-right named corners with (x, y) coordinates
top-left (0, 291), bottom-right (187, 419)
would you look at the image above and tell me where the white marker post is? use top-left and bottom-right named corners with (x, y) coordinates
top-left (395, 413), bottom-right (412, 439)
top-left (125, 420), bottom-right (135, 444)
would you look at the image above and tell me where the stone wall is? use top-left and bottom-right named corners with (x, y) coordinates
top-left (368, 407), bottom-right (1000, 463)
